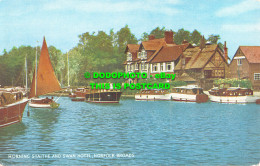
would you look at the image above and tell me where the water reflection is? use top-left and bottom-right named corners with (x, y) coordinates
top-left (0, 98), bottom-right (259, 165)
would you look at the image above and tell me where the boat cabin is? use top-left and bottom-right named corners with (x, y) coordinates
top-left (171, 85), bottom-right (204, 95)
top-left (209, 87), bottom-right (253, 96)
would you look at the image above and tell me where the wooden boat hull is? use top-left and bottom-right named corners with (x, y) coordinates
top-left (0, 99), bottom-right (28, 128)
top-left (209, 95), bottom-right (259, 103)
top-left (86, 91), bottom-right (122, 103)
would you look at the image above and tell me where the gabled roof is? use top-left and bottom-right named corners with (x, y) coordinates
top-left (175, 44), bottom-right (221, 70)
top-left (150, 45), bottom-right (183, 63)
top-left (125, 44), bottom-right (139, 54)
top-left (190, 44), bottom-right (218, 69)
top-left (141, 38), bottom-right (166, 51)
top-left (239, 46), bottom-right (260, 63)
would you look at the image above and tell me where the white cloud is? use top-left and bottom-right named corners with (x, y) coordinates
top-left (216, 0), bottom-right (260, 17)
top-left (43, 0), bottom-right (180, 16)
top-left (222, 22), bottom-right (260, 32)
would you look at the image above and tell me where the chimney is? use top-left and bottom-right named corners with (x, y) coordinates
top-left (199, 35), bottom-right (206, 50)
top-left (164, 31), bottom-right (174, 44)
top-left (148, 35), bottom-right (155, 40)
top-left (224, 41), bottom-right (228, 62)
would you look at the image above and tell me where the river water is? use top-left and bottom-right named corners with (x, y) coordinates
top-left (0, 97), bottom-right (260, 165)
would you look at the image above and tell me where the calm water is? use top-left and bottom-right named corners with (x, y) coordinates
top-left (0, 97), bottom-right (260, 166)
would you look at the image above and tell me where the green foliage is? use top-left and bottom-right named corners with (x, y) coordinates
top-left (214, 78), bottom-right (252, 89)
top-left (116, 25), bottom-right (138, 54)
top-left (150, 27), bottom-right (167, 39)
top-left (191, 29), bottom-right (201, 46)
top-left (207, 34), bottom-right (220, 44)
top-left (0, 26), bottom-right (223, 88)
top-left (140, 32), bottom-right (149, 41)
top-left (174, 28), bottom-right (191, 44)
top-left (169, 80), bottom-right (187, 87)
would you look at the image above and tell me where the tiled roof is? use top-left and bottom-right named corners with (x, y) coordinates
top-left (150, 45), bottom-right (183, 63)
top-left (190, 45), bottom-right (218, 69)
top-left (239, 46), bottom-right (260, 63)
top-left (175, 44), bottom-right (220, 70)
top-left (141, 38), bottom-right (165, 51)
top-left (125, 44), bottom-right (139, 53)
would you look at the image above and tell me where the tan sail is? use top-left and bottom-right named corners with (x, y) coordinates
top-left (29, 37), bottom-right (61, 98)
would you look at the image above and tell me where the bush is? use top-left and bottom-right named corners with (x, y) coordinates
top-left (213, 78), bottom-right (252, 89)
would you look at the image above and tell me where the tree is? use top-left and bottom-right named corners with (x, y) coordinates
top-left (191, 29), bottom-right (201, 46)
top-left (140, 32), bottom-right (149, 41)
top-left (174, 28), bottom-right (191, 44)
top-left (150, 27), bottom-right (167, 39)
top-left (207, 34), bottom-right (220, 44)
top-left (116, 25), bottom-right (138, 54)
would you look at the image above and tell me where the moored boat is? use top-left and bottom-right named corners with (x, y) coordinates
top-left (70, 88), bottom-right (88, 101)
top-left (168, 85), bottom-right (208, 103)
top-left (0, 90), bottom-right (28, 128)
top-left (28, 37), bottom-right (61, 108)
top-left (208, 87), bottom-right (259, 103)
top-left (85, 88), bottom-right (122, 103)
top-left (135, 89), bottom-right (170, 100)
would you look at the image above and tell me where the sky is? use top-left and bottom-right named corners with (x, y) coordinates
top-left (0, 0), bottom-right (260, 58)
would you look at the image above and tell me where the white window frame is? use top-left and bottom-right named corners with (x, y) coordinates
top-left (237, 59), bottom-right (242, 66)
top-left (130, 64), bottom-right (133, 71)
top-left (141, 63), bottom-right (147, 71)
top-left (254, 73), bottom-right (260, 80)
top-left (160, 63), bottom-right (164, 71)
top-left (166, 62), bottom-right (172, 71)
top-left (153, 64), bottom-right (158, 72)
top-left (127, 52), bottom-right (132, 61)
top-left (135, 63), bottom-right (138, 70)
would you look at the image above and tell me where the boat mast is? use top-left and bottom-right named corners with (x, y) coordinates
top-left (35, 41), bottom-right (38, 97)
top-left (67, 51), bottom-right (70, 87)
top-left (25, 55), bottom-right (28, 92)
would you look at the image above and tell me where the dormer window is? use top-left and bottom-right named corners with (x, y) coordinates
top-left (138, 49), bottom-right (147, 59)
top-left (127, 52), bottom-right (132, 61)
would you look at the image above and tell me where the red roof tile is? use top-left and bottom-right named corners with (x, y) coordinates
top-left (239, 46), bottom-right (260, 63)
top-left (150, 45), bottom-right (183, 63)
top-left (141, 39), bottom-right (166, 51)
top-left (125, 44), bottom-right (139, 53)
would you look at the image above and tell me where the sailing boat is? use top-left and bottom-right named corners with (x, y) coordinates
top-left (28, 37), bottom-right (61, 108)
